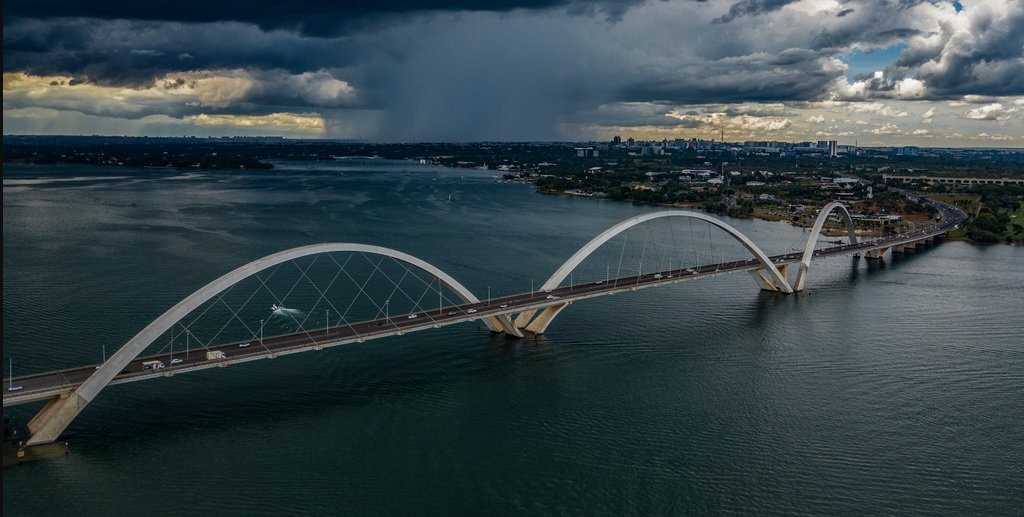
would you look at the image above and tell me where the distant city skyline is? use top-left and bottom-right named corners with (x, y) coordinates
top-left (3, 0), bottom-right (1022, 146)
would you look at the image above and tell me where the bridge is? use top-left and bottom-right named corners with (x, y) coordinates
top-left (4, 200), bottom-right (966, 445)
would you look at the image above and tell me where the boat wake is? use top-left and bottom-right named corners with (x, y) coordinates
top-left (270, 304), bottom-right (303, 317)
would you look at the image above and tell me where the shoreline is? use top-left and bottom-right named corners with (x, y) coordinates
top-left (535, 184), bottom-right (1022, 245)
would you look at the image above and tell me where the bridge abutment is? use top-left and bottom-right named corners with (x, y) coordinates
top-left (866, 247), bottom-right (890, 260)
top-left (751, 264), bottom-right (791, 292)
top-left (793, 263), bottom-right (810, 292)
top-left (523, 303), bottom-right (570, 334)
top-left (492, 314), bottom-right (524, 337)
top-left (25, 394), bottom-right (87, 446)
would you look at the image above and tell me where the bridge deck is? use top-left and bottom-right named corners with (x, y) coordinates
top-left (4, 213), bottom-right (960, 408)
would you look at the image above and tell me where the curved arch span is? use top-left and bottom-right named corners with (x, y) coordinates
top-left (515, 210), bottom-right (793, 334)
top-left (794, 202), bottom-right (858, 291)
top-left (26, 243), bottom-right (500, 445)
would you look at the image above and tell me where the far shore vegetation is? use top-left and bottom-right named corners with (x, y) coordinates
top-left (5, 135), bottom-right (1022, 243)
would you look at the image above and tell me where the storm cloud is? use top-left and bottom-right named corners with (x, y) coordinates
top-left (3, 0), bottom-right (1023, 144)
top-left (2, 0), bottom-right (652, 36)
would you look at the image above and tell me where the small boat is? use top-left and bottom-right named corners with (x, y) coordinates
top-left (271, 304), bottom-right (288, 312)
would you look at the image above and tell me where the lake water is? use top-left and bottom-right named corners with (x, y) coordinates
top-left (3, 160), bottom-right (1023, 515)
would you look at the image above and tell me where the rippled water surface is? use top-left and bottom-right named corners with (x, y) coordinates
top-left (4, 161), bottom-right (1023, 515)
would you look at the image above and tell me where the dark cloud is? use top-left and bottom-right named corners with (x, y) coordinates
top-left (812, 25), bottom-right (922, 50)
top-left (619, 50), bottom-right (841, 104)
top-left (713, 0), bottom-right (795, 23)
top-left (3, 18), bottom-right (362, 87)
top-left (3, 0), bottom-right (651, 36)
top-left (4, 0), bottom-right (1022, 141)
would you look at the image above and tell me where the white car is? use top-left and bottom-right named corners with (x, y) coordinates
top-left (408, 314), bottom-right (418, 319)
top-left (239, 342), bottom-right (251, 348)
top-left (466, 308), bottom-right (478, 314)
top-left (654, 274), bottom-right (663, 279)
top-left (546, 295), bottom-right (559, 300)
top-left (499, 304), bottom-right (508, 308)
top-left (170, 358), bottom-right (183, 365)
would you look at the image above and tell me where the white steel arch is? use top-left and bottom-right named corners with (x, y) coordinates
top-left (26, 243), bottom-right (499, 445)
top-left (515, 210), bottom-right (793, 333)
top-left (793, 202), bottom-right (858, 291)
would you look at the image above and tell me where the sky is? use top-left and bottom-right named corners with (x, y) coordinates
top-left (3, 0), bottom-right (1022, 146)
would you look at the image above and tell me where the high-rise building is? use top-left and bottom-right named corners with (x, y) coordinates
top-left (612, 135), bottom-right (622, 145)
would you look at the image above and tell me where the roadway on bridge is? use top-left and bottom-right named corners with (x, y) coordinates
top-left (4, 202), bottom-right (965, 407)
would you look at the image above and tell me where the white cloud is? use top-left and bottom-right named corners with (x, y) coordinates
top-left (921, 107), bottom-right (935, 124)
top-left (3, 70), bottom-right (358, 119)
top-left (962, 102), bottom-right (1017, 122)
top-left (869, 123), bottom-right (900, 135)
top-left (3, 107), bottom-right (327, 137)
top-left (187, 112), bottom-right (324, 131)
top-left (843, 102), bottom-right (908, 117)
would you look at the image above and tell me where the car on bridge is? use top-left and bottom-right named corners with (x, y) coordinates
top-left (408, 314), bottom-right (418, 319)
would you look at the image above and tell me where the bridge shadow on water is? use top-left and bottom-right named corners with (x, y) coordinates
top-left (744, 241), bottom-right (943, 327)
top-left (47, 322), bottom-right (553, 449)
top-left (806, 243), bottom-right (939, 292)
